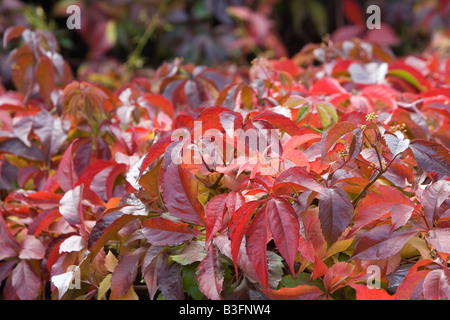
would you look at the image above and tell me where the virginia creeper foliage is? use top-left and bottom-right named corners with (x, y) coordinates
top-left (0, 25), bottom-right (450, 300)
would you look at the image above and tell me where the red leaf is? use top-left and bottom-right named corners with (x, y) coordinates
top-left (388, 62), bottom-right (431, 92)
top-left (162, 163), bottom-right (206, 226)
top-left (213, 233), bottom-right (259, 283)
top-left (321, 121), bottom-right (358, 160)
top-left (246, 206), bottom-right (269, 291)
top-left (282, 133), bottom-right (321, 156)
top-left (140, 133), bottom-right (174, 175)
top-left (318, 187), bottom-right (353, 244)
top-left (6, 190), bottom-right (62, 210)
top-left (230, 200), bottom-right (264, 275)
top-left (266, 197), bottom-right (299, 275)
top-left (351, 185), bottom-right (414, 234)
top-left (274, 166), bottom-right (325, 195)
top-left (323, 262), bottom-right (354, 293)
top-left (141, 217), bottom-right (201, 246)
top-left (343, 0), bottom-right (365, 25)
top-left (0, 260), bottom-right (16, 284)
top-left (351, 284), bottom-right (396, 300)
top-left (309, 77), bottom-right (347, 96)
top-left (195, 244), bottom-right (224, 300)
top-left (396, 270), bottom-right (429, 300)
top-left (252, 112), bottom-right (303, 136)
top-left (141, 94), bottom-right (175, 118)
top-left (311, 255), bottom-right (329, 280)
top-left (205, 194), bottom-right (228, 246)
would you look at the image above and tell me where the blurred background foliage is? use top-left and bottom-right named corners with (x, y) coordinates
top-left (1, 0), bottom-right (450, 89)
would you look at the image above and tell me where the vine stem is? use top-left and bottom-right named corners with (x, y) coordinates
top-left (352, 154), bottom-right (398, 208)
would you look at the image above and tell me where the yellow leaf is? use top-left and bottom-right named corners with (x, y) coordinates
top-left (325, 239), bottom-right (353, 259)
top-left (117, 286), bottom-right (139, 300)
top-left (97, 274), bottom-right (112, 300)
top-left (105, 251), bottom-right (118, 273)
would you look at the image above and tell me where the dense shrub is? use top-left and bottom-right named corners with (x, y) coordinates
top-left (0, 20), bottom-right (449, 300)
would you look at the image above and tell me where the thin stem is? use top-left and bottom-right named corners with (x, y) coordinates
top-left (126, 12), bottom-right (161, 71)
top-left (364, 130), bottom-right (384, 171)
top-left (352, 154), bottom-right (398, 208)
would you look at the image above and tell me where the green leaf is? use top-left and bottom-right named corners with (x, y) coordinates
top-left (316, 102), bottom-right (338, 128)
top-left (182, 263), bottom-right (204, 300)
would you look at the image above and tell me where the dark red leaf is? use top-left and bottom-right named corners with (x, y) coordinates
top-left (88, 210), bottom-right (141, 255)
top-left (162, 163), bottom-right (205, 226)
top-left (0, 213), bottom-right (19, 260)
top-left (56, 140), bottom-right (79, 193)
top-left (351, 224), bottom-right (417, 260)
top-left (274, 166), bottom-right (326, 195)
top-left (110, 247), bottom-right (147, 300)
top-left (195, 244), bottom-right (224, 300)
top-left (409, 139), bottom-right (450, 176)
top-left (141, 246), bottom-right (166, 300)
top-left (318, 187), bottom-right (353, 244)
top-left (343, 0), bottom-right (365, 25)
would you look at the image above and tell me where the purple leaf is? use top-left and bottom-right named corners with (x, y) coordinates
top-left (11, 260), bottom-right (41, 300)
top-left (409, 139), bottom-right (450, 176)
top-left (110, 247), bottom-right (147, 300)
top-left (319, 187), bottom-right (354, 244)
top-left (0, 213), bottom-right (19, 260)
top-left (18, 235), bottom-right (45, 260)
top-left (351, 224), bottom-right (417, 260)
